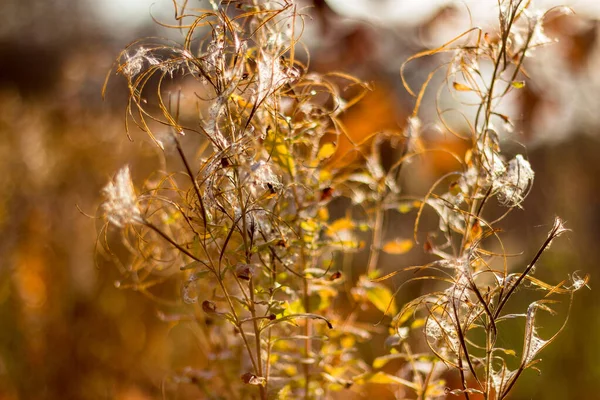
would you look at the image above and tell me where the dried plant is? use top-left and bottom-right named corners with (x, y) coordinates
top-left (98, 1), bottom-right (588, 399)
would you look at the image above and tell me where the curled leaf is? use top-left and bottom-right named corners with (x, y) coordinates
top-left (320, 187), bottom-right (334, 201)
top-left (235, 263), bottom-right (255, 281)
top-left (241, 372), bottom-right (266, 386)
top-left (453, 81), bottom-right (473, 91)
top-left (202, 300), bottom-right (218, 315)
top-left (330, 271), bottom-right (342, 281)
top-left (181, 274), bottom-right (200, 304)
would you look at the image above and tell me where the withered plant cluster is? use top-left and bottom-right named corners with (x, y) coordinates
top-left (98, 0), bottom-right (588, 399)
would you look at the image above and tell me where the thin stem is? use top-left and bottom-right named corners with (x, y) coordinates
top-left (172, 133), bottom-right (208, 235)
top-left (366, 200), bottom-right (385, 275)
top-left (303, 276), bottom-right (311, 399)
top-left (216, 279), bottom-right (260, 376)
top-left (419, 360), bottom-right (437, 400)
top-left (456, 350), bottom-right (471, 400)
top-left (494, 230), bottom-right (556, 319)
top-left (144, 220), bottom-right (204, 264)
top-left (249, 277), bottom-right (267, 400)
top-left (484, 317), bottom-right (493, 400)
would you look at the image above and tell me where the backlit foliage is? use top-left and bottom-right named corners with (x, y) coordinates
top-left (99, 1), bottom-right (588, 399)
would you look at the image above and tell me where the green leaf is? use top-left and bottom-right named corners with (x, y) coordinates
top-left (283, 299), bottom-right (305, 315)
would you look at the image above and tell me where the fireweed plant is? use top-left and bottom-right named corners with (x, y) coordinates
top-left (98, 0), bottom-right (588, 399)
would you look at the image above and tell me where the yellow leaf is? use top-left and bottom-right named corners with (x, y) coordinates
top-left (382, 239), bottom-right (413, 254)
top-left (465, 148), bottom-right (473, 165)
top-left (426, 379), bottom-right (448, 396)
top-left (319, 169), bottom-right (332, 183)
top-left (265, 126), bottom-right (296, 177)
top-left (398, 202), bottom-right (414, 213)
top-left (364, 281), bottom-right (397, 315)
top-left (453, 81), bottom-right (473, 91)
top-left (392, 302), bottom-right (419, 328)
top-left (317, 142), bottom-right (336, 161)
top-left (327, 218), bottom-right (355, 235)
top-left (340, 335), bottom-right (355, 349)
top-left (300, 219), bottom-right (318, 232)
top-left (358, 222), bottom-right (370, 232)
top-left (410, 318), bottom-right (426, 329)
top-left (282, 365), bottom-right (297, 377)
top-left (354, 372), bottom-right (418, 389)
top-left (230, 93), bottom-right (251, 108)
top-left (317, 207), bottom-right (329, 221)
top-left (469, 221), bottom-right (482, 242)
top-left (283, 299), bottom-right (305, 315)
top-left (373, 353), bottom-right (404, 369)
top-left (331, 239), bottom-right (362, 250)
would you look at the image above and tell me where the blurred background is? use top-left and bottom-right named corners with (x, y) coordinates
top-left (0, 0), bottom-right (598, 399)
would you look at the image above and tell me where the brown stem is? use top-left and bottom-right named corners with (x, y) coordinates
top-left (249, 277), bottom-right (267, 400)
top-left (303, 276), bottom-right (311, 399)
top-left (366, 202), bottom-right (384, 275)
top-left (493, 229), bottom-right (557, 319)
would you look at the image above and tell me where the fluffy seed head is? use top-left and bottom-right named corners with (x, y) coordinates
top-left (101, 166), bottom-right (143, 227)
